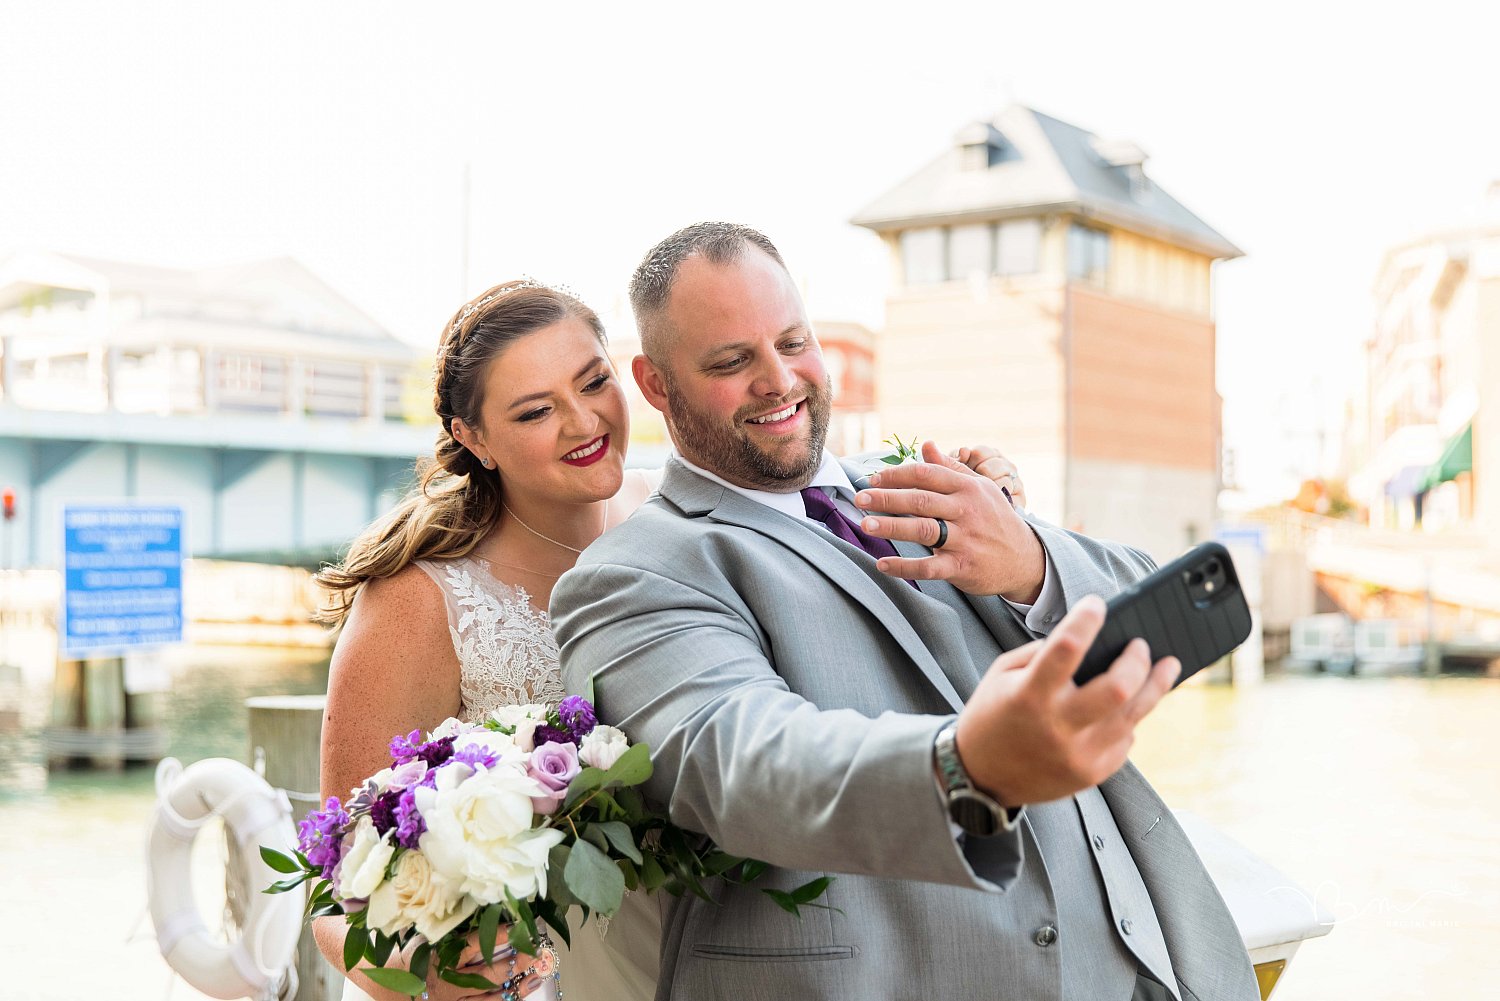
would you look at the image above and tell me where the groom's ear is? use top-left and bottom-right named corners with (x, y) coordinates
top-left (632, 354), bottom-right (671, 415)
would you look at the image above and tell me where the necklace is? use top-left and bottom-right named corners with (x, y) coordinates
top-left (502, 499), bottom-right (608, 555)
top-left (486, 558), bottom-right (565, 579)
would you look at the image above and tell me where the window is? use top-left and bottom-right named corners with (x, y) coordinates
top-left (948, 224), bottom-right (992, 280)
top-left (900, 228), bottom-right (946, 286)
top-left (1067, 224), bottom-right (1110, 284)
top-left (995, 219), bottom-right (1042, 276)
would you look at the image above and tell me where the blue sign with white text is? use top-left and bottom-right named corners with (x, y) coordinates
top-left (62, 505), bottom-right (184, 657)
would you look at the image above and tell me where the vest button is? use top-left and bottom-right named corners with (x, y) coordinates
top-left (1120, 918), bottom-right (1134, 935)
top-left (1034, 924), bottom-right (1058, 947)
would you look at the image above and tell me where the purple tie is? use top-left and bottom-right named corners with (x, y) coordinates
top-left (800, 486), bottom-right (906, 564)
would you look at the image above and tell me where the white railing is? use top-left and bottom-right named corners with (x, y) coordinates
top-left (0, 335), bottom-right (428, 425)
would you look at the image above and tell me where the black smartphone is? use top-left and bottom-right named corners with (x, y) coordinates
top-left (1074, 542), bottom-right (1252, 687)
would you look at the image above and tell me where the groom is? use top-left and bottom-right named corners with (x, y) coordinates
top-left (553, 222), bottom-right (1258, 1001)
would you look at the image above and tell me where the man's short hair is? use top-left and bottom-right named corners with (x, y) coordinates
top-left (630, 222), bottom-right (787, 361)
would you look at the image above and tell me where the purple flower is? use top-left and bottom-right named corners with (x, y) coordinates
top-left (527, 740), bottom-right (581, 815)
top-left (450, 742), bottom-right (498, 771)
top-left (297, 796), bottom-right (350, 879)
top-left (389, 730), bottom-right (456, 769)
top-left (534, 724), bottom-right (573, 748)
top-left (414, 736), bottom-right (456, 768)
top-left (367, 789), bottom-right (401, 836)
top-left (558, 696), bottom-right (597, 741)
top-left (388, 729), bottom-right (424, 763)
top-left (394, 788), bottom-right (425, 849)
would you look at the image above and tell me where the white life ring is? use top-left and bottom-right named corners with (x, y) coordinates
top-left (148, 757), bottom-right (305, 1001)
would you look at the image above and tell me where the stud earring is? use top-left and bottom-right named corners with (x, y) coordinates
top-left (481, 457), bottom-right (493, 469)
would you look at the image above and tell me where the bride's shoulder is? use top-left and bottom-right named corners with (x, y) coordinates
top-left (336, 564), bottom-right (449, 661)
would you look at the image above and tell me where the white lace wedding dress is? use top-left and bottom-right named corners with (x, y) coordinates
top-left (340, 554), bottom-right (662, 1001)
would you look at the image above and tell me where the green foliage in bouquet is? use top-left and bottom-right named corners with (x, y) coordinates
top-left (264, 726), bottom-right (834, 997)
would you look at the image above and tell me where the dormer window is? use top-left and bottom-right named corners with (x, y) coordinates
top-left (954, 122), bottom-right (1008, 171)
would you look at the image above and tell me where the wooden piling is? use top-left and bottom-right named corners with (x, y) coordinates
top-left (247, 694), bottom-right (341, 1001)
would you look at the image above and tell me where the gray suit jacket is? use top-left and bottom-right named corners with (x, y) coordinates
top-left (553, 458), bottom-right (1258, 1001)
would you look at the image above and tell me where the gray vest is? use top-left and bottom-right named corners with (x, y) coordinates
top-left (904, 561), bottom-right (1181, 1000)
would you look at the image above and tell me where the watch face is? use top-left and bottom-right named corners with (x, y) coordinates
top-left (949, 790), bottom-right (1002, 838)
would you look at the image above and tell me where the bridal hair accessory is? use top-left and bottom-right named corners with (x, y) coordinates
top-left (503, 500), bottom-right (606, 555)
top-left (449, 279), bottom-right (547, 337)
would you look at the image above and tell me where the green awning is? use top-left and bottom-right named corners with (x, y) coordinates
top-left (1420, 422), bottom-right (1472, 491)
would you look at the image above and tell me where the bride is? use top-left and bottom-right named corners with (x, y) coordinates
top-left (312, 279), bottom-right (1025, 1001)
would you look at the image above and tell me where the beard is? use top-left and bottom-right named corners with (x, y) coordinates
top-left (665, 374), bottom-right (833, 491)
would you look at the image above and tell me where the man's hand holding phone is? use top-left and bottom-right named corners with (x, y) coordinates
top-left (953, 595), bottom-right (1182, 809)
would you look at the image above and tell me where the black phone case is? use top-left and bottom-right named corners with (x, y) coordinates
top-left (1074, 542), bottom-right (1252, 687)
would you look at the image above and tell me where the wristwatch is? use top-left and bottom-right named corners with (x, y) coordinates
top-left (934, 721), bottom-right (1019, 837)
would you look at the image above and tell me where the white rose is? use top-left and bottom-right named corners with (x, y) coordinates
top-left (488, 704), bottom-right (548, 751)
top-left (366, 849), bottom-right (478, 942)
top-left (340, 816), bottom-right (396, 900)
top-left (578, 725), bottom-right (630, 771)
top-left (429, 716), bottom-right (467, 740)
top-left (412, 761), bottom-right (565, 904)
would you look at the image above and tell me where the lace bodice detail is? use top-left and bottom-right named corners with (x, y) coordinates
top-left (415, 556), bottom-right (567, 721)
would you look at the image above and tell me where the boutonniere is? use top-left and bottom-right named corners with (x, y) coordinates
top-left (879, 433), bottom-right (920, 465)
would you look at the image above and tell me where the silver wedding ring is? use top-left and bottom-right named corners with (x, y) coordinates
top-left (932, 517), bottom-right (949, 550)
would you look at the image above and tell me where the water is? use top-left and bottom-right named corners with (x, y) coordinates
top-left (0, 644), bottom-right (329, 1000)
top-left (2, 647), bottom-right (1496, 999)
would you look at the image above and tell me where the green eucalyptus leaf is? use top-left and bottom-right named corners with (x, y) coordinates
top-left (547, 844), bottom-right (578, 908)
top-left (880, 454), bottom-right (903, 464)
top-left (565, 766), bottom-right (609, 807)
top-left (619, 857), bottom-right (640, 892)
top-left (564, 838), bottom-right (625, 914)
top-left (260, 846), bottom-right (302, 873)
top-left (595, 821), bottom-right (643, 864)
top-left (581, 825), bottom-right (609, 852)
top-left (363, 967), bottom-right (426, 996)
top-left (602, 742), bottom-right (653, 787)
top-left (640, 853), bottom-right (668, 891)
top-left (613, 786), bottom-right (645, 819)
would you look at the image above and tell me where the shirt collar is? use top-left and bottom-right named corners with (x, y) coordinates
top-left (673, 450), bottom-right (855, 520)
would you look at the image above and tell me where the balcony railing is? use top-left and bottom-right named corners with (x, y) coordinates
top-left (0, 337), bottom-right (429, 425)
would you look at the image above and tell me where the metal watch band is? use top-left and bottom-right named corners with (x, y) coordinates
top-left (935, 721), bottom-right (1017, 837)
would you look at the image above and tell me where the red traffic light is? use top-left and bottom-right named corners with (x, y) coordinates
top-left (2, 487), bottom-right (14, 521)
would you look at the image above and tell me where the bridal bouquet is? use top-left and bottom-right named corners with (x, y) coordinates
top-left (263, 697), bottom-right (829, 997)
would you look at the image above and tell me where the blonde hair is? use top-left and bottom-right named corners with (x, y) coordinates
top-left (315, 280), bottom-right (605, 625)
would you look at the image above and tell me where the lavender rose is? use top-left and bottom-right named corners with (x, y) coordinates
top-left (527, 740), bottom-right (581, 814)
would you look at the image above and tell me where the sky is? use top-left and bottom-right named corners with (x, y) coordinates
top-left (3, 0), bottom-right (1498, 506)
